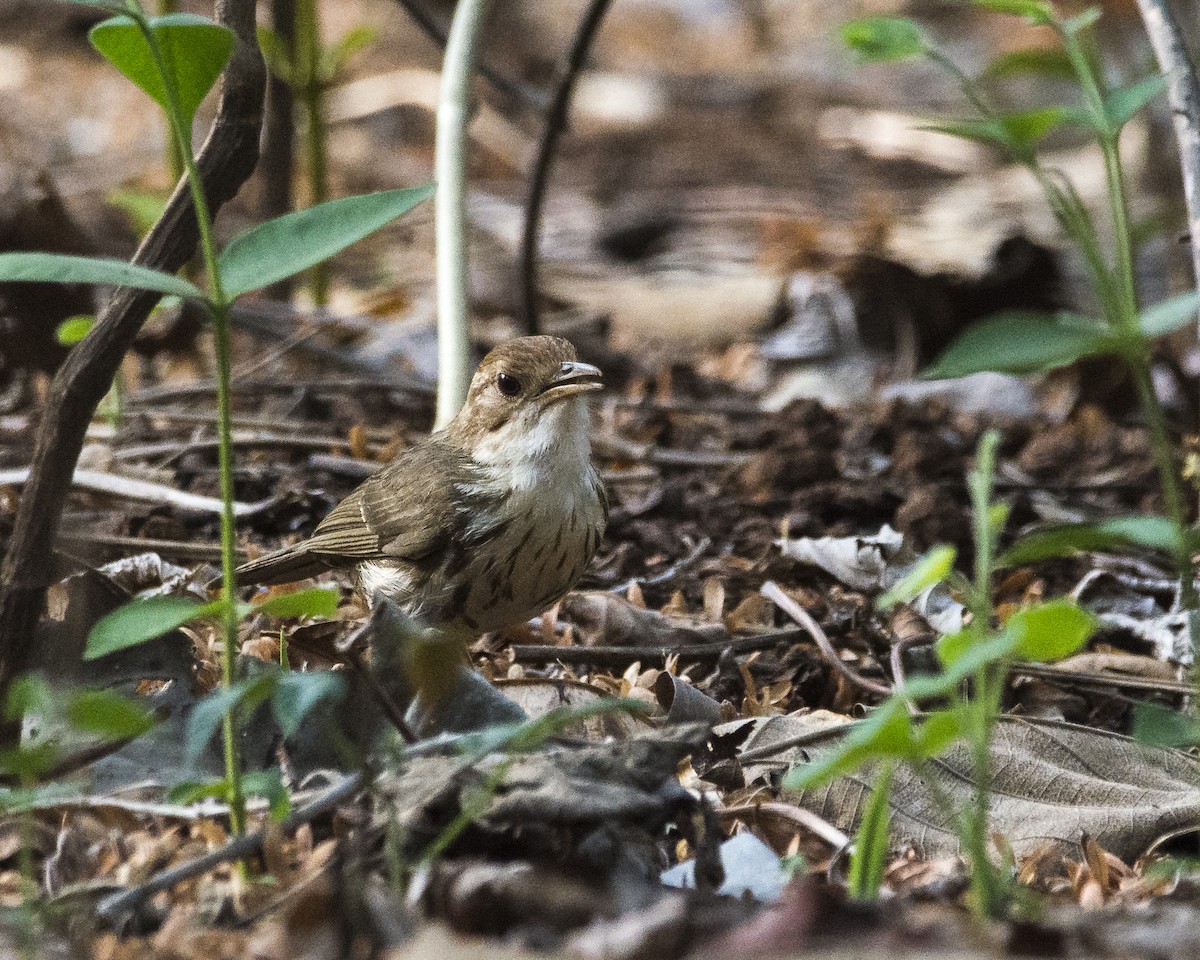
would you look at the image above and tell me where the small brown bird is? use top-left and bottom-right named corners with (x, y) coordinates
top-left (237, 336), bottom-right (607, 642)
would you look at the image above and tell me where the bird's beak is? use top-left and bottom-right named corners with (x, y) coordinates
top-left (539, 360), bottom-right (603, 401)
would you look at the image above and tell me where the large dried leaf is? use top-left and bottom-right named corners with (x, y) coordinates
top-left (739, 714), bottom-right (1200, 860)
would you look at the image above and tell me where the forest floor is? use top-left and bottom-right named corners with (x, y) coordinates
top-left (2, 0), bottom-right (1200, 957)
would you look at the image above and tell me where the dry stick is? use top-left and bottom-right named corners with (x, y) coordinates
top-left (0, 468), bottom-right (274, 519)
top-left (593, 433), bottom-right (752, 468)
top-left (509, 630), bottom-right (803, 667)
top-left (95, 770), bottom-right (366, 924)
top-left (718, 802), bottom-right (850, 850)
top-left (0, 0), bottom-right (265, 712)
top-left (1135, 0), bottom-right (1200, 308)
top-left (518, 0), bottom-right (615, 335)
top-left (56, 532), bottom-right (237, 564)
top-left (607, 536), bottom-right (711, 594)
top-left (760, 581), bottom-right (893, 698)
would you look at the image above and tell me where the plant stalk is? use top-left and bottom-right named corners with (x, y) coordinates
top-left (434, 0), bottom-right (494, 427)
top-left (135, 9), bottom-right (245, 835)
top-left (295, 0), bottom-right (328, 305)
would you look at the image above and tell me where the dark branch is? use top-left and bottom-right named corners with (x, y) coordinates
top-left (518, 0), bottom-right (614, 335)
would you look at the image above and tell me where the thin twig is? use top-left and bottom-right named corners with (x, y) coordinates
top-left (509, 630), bottom-right (803, 667)
top-left (56, 531), bottom-right (240, 563)
top-left (343, 647), bottom-right (418, 743)
top-left (0, 468), bottom-right (275, 519)
top-left (607, 537), bottom-right (711, 594)
top-left (95, 771), bottom-right (365, 923)
top-left (518, 0), bottom-right (614, 334)
top-left (761, 581), bottom-right (892, 698)
top-left (1135, 0), bottom-right (1200, 307)
top-left (592, 433), bottom-right (752, 468)
top-left (718, 802), bottom-right (850, 850)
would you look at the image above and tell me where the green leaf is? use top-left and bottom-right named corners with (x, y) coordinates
top-left (85, 596), bottom-right (211, 660)
top-left (167, 777), bottom-right (230, 806)
top-left (924, 107), bottom-right (1070, 158)
top-left (108, 186), bottom-right (169, 236)
top-left (913, 708), bottom-right (962, 757)
top-left (272, 671), bottom-right (346, 738)
top-left (1139, 290), bottom-right (1199, 338)
top-left (839, 16), bottom-right (925, 63)
top-left (89, 13), bottom-right (235, 126)
top-left (878, 545), bottom-right (956, 610)
top-left (255, 587), bottom-right (340, 620)
top-left (1062, 7), bottom-right (1102, 34)
top-left (934, 629), bottom-right (1018, 675)
top-left (66, 690), bottom-right (156, 739)
top-left (922, 311), bottom-right (1112, 379)
top-left (1004, 598), bottom-right (1095, 663)
top-left (5, 675), bottom-right (54, 722)
top-left (973, 0), bottom-right (1056, 25)
top-left (0, 252), bottom-right (203, 299)
top-left (257, 25), bottom-right (294, 86)
top-left (999, 515), bottom-right (1186, 567)
top-left (240, 770), bottom-right (291, 821)
top-left (217, 185), bottom-right (435, 297)
top-left (186, 673), bottom-right (277, 759)
top-left (847, 759), bottom-right (893, 900)
top-left (1105, 74), bottom-right (1168, 130)
top-left (1132, 702), bottom-right (1200, 748)
top-left (55, 315), bottom-right (94, 347)
top-left (321, 25), bottom-right (377, 81)
top-left (983, 48), bottom-right (1076, 82)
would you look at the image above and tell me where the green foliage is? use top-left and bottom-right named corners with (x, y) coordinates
top-left (85, 595), bottom-right (208, 660)
top-left (924, 107), bottom-right (1070, 159)
top-left (0, 253), bottom-right (202, 299)
top-left (784, 431), bottom-right (1096, 917)
top-left (922, 312), bottom-right (1112, 378)
top-left (973, 0), bottom-right (1056, 25)
top-left (1131, 702), bottom-right (1200, 749)
top-left (217, 186), bottom-right (435, 296)
top-left (169, 769), bottom-right (290, 821)
top-left (108, 187), bottom-right (169, 236)
top-left (64, 690), bottom-right (157, 739)
top-left (878, 545), bottom-right (956, 610)
top-left (840, 17), bottom-right (926, 63)
top-left (185, 667), bottom-right (346, 758)
top-left (983, 48), bottom-right (1075, 82)
top-left (54, 315), bottom-right (94, 347)
top-left (89, 13), bottom-right (234, 126)
top-left (999, 516), bottom-right (1186, 567)
top-left (848, 761), bottom-right (895, 900)
top-left (253, 586), bottom-right (340, 620)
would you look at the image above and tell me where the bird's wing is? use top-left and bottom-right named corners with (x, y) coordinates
top-left (302, 439), bottom-right (474, 563)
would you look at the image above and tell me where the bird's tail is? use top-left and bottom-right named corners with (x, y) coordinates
top-left (231, 545), bottom-right (333, 588)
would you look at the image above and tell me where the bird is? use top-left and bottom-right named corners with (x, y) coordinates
top-left (236, 336), bottom-right (608, 645)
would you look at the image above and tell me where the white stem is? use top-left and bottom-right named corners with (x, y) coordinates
top-left (1136, 0), bottom-right (1200, 330)
top-left (435, 0), bottom-right (494, 428)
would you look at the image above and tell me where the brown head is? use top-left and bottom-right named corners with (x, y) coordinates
top-left (445, 337), bottom-right (602, 468)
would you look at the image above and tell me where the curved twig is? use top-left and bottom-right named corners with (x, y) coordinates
top-left (518, 0), bottom-right (615, 334)
top-left (760, 581), bottom-right (892, 698)
top-left (0, 0), bottom-right (266, 712)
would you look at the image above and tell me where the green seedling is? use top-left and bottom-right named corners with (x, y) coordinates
top-left (0, 0), bottom-right (432, 837)
top-left (785, 431), bottom-right (1095, 918)
top-left (842, 2), bottom-right (1197, 636)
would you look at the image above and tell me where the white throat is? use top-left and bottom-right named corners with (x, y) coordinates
top-left (471, 397), bottom-right (592, 493)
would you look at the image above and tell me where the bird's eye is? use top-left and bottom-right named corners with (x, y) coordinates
top-left (496, 372), bottom-right (522, 397)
